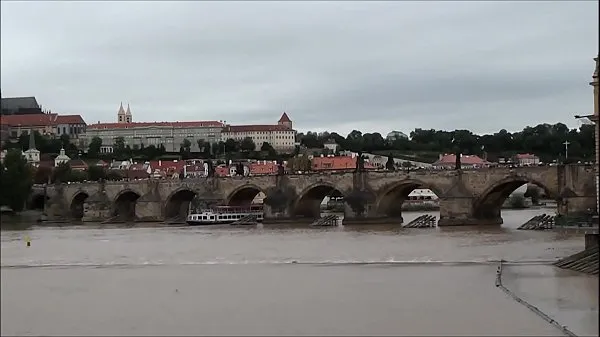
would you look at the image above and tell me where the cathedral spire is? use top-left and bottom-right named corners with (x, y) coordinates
top-left (29, 130), bottom-right (36, 150)
top-left (126, 103), bottom-right (131, 115)
top-left (118, 102), bottom-right (125, 114)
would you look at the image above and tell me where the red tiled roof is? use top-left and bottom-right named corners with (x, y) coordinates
top-left (311, 156), bottom-right (375, 171)
top-left (249, 162), bottom-right (278, 174)
top-left (87, 121), bottom-right (224, 130)
top-left (0, 113), bottom-right (85, 126)
top-left (148, 160), bottom-right (185, 173)
top-left (278, 112), bottom-right (291, 123)
top-left (56, 115), bottom-right (86, 124)
top-left (68, 159), bottom-right (88, 169)
top-left (0, 114), bottom-right (55, 126)
top-left (434, 154), bottom-right (488, 166)
top-left (223, 124), bottom-right (293, 133)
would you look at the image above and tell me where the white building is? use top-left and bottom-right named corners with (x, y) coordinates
top-left (386, 130), bottom-right (409, 141)
top-left (22, 131), bottom-right (40, 166)
top-left (82, 104), bottom-right (225, 153)
top-left (323, 139), bottom-right (339, 153)
top-left (513, 153), bottom-right (540, 166)
top-left (54, 148), bottom-right (71, 167)
top-left (221, 113), bottom-right (296, 153)
top-left (407, 189), bottom-right (439, 201)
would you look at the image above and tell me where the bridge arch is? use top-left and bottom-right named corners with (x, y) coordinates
top-left (29, 193), bottom-right (47, 211)
top-left (112, 189), bottom-right (141, 221)
top-left (226, 184), bottom-right (266, 206)
top-left (473, 175), bottom-right (556, 224)
top-left (292, 182), bottom-right (345, 219)
top-left (164, 188), bottom-right (198, 220)
top-left (70, 191), bottom-right (90, 220)
top-left (375, 179), bottom-right (443, 219)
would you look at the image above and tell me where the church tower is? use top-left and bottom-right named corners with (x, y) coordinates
top-left (278, 112), bottom-right (293, 129)
top-left (125, 103), bottom-right (132, 123)
top-left (117, 102), bottom-right (126, 123)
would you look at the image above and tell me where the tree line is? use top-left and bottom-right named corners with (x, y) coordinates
top-left (3, 121), bottom-right (595, 165)
top-left (297, 122), bottom-right (595, 164)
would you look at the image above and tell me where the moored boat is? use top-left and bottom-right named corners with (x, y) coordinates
top-left (186, 205), bottom-right (264, 225)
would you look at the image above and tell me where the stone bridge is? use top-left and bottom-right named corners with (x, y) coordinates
top-left (29, 165), bottom-right (597, 226)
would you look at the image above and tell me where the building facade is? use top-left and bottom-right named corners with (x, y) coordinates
top-left (513, 153), bottom-right (540, 166)
top-left (82, 104), bottom-right (224, 153)
top-left (221, 113), bottom-right (296, 152)
top-left (0, 113), bottom-right (86, 143)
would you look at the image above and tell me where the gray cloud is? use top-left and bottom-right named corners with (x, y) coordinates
top-left (1, 1), bottom-right (597, 137)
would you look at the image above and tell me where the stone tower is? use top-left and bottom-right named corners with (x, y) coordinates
top-left (125, 103), bottom-right (132, 123)
top-left (278, 112), bottom-right (293, 129)
top-left (117, 102), bottom-right (126, 123)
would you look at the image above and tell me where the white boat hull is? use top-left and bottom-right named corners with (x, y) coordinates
top-left (186, 207), bottom-right (263, 226)
top-left (186, 218), bottom-right (263, 226)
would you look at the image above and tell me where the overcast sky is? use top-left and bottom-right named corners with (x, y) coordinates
top-left (1, 1), bottom-right (598, 137)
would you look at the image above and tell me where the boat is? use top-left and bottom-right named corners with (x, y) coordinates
top-left (186, 205), bottom-right (264, 225)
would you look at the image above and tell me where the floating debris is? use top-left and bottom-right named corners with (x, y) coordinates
top-left (517, 214), bottom-right (554, 230)
top-left (554, 247), bottom-right (599, 275)
top-left (403, 215), bottom-right (437, 228)
top-left (310, 214), bottom-right (340, 227)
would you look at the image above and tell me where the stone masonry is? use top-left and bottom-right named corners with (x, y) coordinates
top-left (30, 164), bottom-right (597, 226)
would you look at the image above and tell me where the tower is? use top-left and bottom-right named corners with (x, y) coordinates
top-left (117, 102), bottom-right (126, 123)
top-left (126, 103), bottom-right (132, 123)
top-left (23, 130), bottom-right (40, 165)
top-left (278, 112), bottom-right (292, 129)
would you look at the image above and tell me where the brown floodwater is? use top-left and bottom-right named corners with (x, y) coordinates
top-left (1, 209), bottom-right (598, 336)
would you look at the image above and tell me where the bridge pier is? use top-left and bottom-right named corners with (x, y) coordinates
top-left (82, 191), bottom-right (112, 222)
top-left (135, 190), bottom-right (163, 222)
top-left (263, 204), bottom-right (294, 223)
top-left (44, 185), bottom-right (68, 221)
top-left (438, 196), bottom-right (488, 226)
top-left (135, 200), bottom-right (163, 222)
top-left (558, 196), bottom-right (597, 216)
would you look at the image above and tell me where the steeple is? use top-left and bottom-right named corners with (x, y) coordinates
top-left (125, 103), bottom-right (132, 123)
top-left (117, 102), bottom-right (126, 123)
top-left (29, 130), bottom-right (36, 150)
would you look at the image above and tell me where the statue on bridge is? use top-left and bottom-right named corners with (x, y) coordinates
top-left (276, 159), bottom-right (285, 175)
top-left (355, 152), bottom-right (365, 172)
top-left (204, 160), bottom-right (215, 178)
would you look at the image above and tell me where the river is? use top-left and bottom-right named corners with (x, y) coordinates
top-left (1, 209), bottom-right (598, 336)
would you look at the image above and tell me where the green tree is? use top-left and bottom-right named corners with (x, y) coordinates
top-left (87, 165), bottom-right (106, 181)
top-left (240, 137), bottom-right (256, 152)
top-left (0, 149), bottom-right (33, 211)
top-left (52, 162), bottom-right (72, 183)
top-left (88, 137), bottom-right (102, 158)
top-left (224, 138), bottom-right (239, 153)
top-left (106, 170), bottom-right (123, 181)
top-left (113, 137), bottom-right (126, 159)
top-left (508, 194), bottom-right (527, 209)
top-left (180, 138), bottom-right (192, 159)
top-left (524, 185), bottom-right (541, 205)
top-left (33, 166), bottom-right (53, 184)
top-left (287, 155), bottom-right (312, 172)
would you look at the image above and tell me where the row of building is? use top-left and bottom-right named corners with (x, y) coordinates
top-left (1, 98), bottom-right (298, 153)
